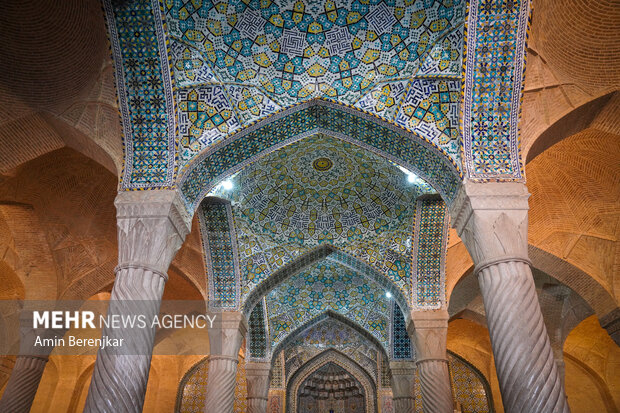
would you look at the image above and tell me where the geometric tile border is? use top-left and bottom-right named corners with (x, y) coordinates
top-left (462, 0), bottom-right (532, 179)
top-left (198, 197), bottom-right (241, 310)
top-left (411, 195), bottom-right (449, 308)
top-left (103, 0), bottom-right (176, 188)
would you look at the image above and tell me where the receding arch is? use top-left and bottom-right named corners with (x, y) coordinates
top-left (525, 91), bottom-right (616, 163)
top-left (528, 245), bottom-right (617, 318)
top-left (270, 310), bottom-right (390, 364)
top-left (66, 362), bottom-right (95, 413)
top-left (0, 203), bottom-right (58, 300)
top-left (564, 353), bottom-right (618, 413)
top-left (286, 348), bottom-right (377, 413)
top-left (178, 100), bottom-right (461, 213)
top-left (447, 245), bottom-right (618, 324)
top-left (242, 244), bottom-right (410, 322)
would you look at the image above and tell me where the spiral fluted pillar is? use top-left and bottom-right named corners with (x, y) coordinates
top-left (83, 190), bottom-right (191, 413)
top-left (389, 361), bottom-right (416, 413)
top-left (204, 311), bottom-right (247, 413)
top-left (246, 362), bottom-right (271, 413)
top-left (451, 181), bottom-right (569, 413)
top-left (407, 310), bottom-right (453, 413)
top-left (0, 356), bottom-right (48, 413)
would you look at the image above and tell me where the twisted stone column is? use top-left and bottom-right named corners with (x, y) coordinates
top-left (0, 355), bottom-right (48, 413)
top-left (389, 361), bottom-right (416, 413)
top-left (83, 190), bottom-right (190, 413)
top-left (0, 309), bottom-right (66, 412)
top-left (407, 310), bottom-right (453, 413)
top-left (246, 362), bottom-right (271, 413)
top-left (204, 311), bottom-right (247, 413)
top-left (451, 181), bottom-right (569, 413)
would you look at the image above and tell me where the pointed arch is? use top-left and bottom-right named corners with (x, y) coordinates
top-left (242, 244), bottom-right (410, 321)
top-left (270, 310), bottom-right (389, 363)
top-left (286, 348), bottom-right (377, 413)
top-left (178, 100), bottom-right (461, 212)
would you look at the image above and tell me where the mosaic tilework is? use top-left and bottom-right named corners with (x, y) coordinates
top-left (177, 356), bottom-right (248, 412)
top-left (418, 25), bottom-right (464, 76)
top-left (411, 196), bottom-right (449, 308)
top-left (161, 0), bottom-right (467, 165)
top-left (391, 302), bottom-right (413, 359)
top-left (286, 349), bottom-right (376, 413)
top-left (177, 86), bottom-right (241, 156)
top-left (449, 353), bottom-right (492, 413)
top-left (395, 79), bottom-right (461, 160)
top-left (207, 134), bottom-right (430, 303)
top-left (179, 102), bottom-right (462, 211)
top-left (239, 246), bottom-right (413, 342)
top-left (103, 0), bottom-right (175, 188)
top-left (105, 0), bottom-right (470, 190)
top-left (282, 317), bottom-right (381, 382)
top-left (330, 248), bottom-right (411, 308)
top-left (248, 300), bottom-right (268, 359)
top-left (270, 352), bottom-right (285, 388)
top-left (355, 79), bottom-right (409, 120)
top-left (228, 85), bottom-right (282, 125)
top-left (265, 260), bottom-right (391, 350)
top-left (462, 0), bottom-right (532, 179)
top-left (170, 39), bottom-right (217, 87)
top-left (165, 0), bottom-right (464, 106)
top-left (380, 355), bottom-right (392, 388)
top-left (343, 240), bottom-right (412, 298)
top-left (198, 199), bottom-right (240, 309)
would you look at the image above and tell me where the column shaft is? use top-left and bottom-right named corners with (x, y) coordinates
top-left (204, 312), bottom-right (247, 413)
top-left (408, 310), bottom-right (453, 413)
top-left (451, 181), bottom-right (569, 413)
top-left (83, 269), bottom-right (165, 413)
top-left (0, 356), bottom-right (48, 413)
top-left (477, 261), bottom-right (568, 412)
top-left (83, 190), bottom-right (190, 413)
top-left (245, 362), bottom-right (271, 413)
top-left (204, 357), bottom-right (240, 412)
top-left (389, 361), bottom-right (416, 413)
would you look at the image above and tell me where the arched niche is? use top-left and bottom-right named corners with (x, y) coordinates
top-left (286, 349), bottom-right (377, 413)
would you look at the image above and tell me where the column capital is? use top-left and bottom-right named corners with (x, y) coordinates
top-left (115, 189), bottom-right (191, 277)
top-left (407, 309), bottom-right (448, 363)
top-left (209, 311), bottom-right (248, 358)
top-left (246, 361), bottom-right (272, 403)
top-left (389, 360), bottom-right (416, 376)
top-left (449, 180), bottom-right (531, 269)
top-left (245, 361), bottom-right (272, 377)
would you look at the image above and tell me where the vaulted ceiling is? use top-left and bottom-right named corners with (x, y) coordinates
top-left (165, 0), bottom-right (465, 162)
top-left (209, 134), bottom-right (436, 304)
